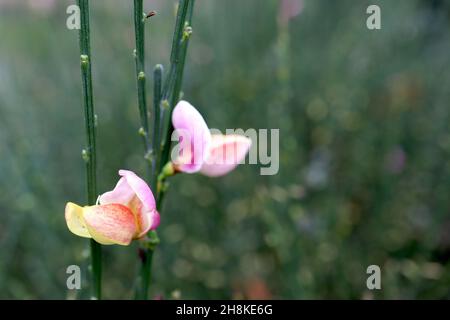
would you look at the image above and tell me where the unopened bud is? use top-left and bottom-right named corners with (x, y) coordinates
top-left (81, 149), bottom-right (89, 162)
top-left (80, 55), bottom-right (89, 67)
top-left (162, 99), bottom-right (170, 110)
top-left (162, 162), bottom-right (175, 177)
top-left (182, 26), bottom-right (193, 41)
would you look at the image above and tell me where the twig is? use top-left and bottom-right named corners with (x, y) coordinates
top-left (152, 64), bottom-right (163, 191)
top-left (133, 0), bottom-right (151, 157)
top-left (77, 0), bottom-right (102, 300)
top-left (159, 0), bottom-right (195, 172)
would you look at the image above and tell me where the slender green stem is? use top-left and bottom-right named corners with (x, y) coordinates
top-left (134, 0), bottom-right (151, 154)
top-left (159, 0), bottom-right (194, 171)
top-left (89, 239), bottom-right (102, 299)
top-left (137, 248), bottom-right (154, 299)
top-left (134, 0), bottom-right (195, 300)
top-left (77, 0), bottom-right (102, 300)
top-left (134, 231), bottom-right (159, 300)
top-left (152, 64), bottom-right (163, 191)
top-left (160, 0), bottom-right (191, 102)
top-left (132, 0), bottom-right (161, 300)
top-left (170, 0), bottom-right (191, 66)
top-left (156, 162), bottom-right (176, 209)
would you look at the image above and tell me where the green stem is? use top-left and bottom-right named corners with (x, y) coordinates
top-left (132, 0), bottom-right (160, 300)
top-left (90, 239), bottom-right (102, 299)
top-left (151, 64), bottom-right (163, 192)
top-left (138, 248), bottom-right (154, 299)
top-left (134, 230), bottom-right (159, 300)
top-left (156, 162), bottom-right (176, 209)
top-left (77, 0), bottom-right (102, 300)
top-left (159, 0), bottom-right (195, 171)
top-left (160, 0), bottom-right (191, 102)
top-left (133, 0), bottom-right (151, 155)
top-left (134, 0), bottom-right (195, 300)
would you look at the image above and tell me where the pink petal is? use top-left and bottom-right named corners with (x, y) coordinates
top-left (98, 170), bottom-right (159, 236)
top-left (118, 170), bottom-right (156, 210)
top-left (172, 100), bottom-right (211, 173)
top-left (127, 195), bottom-right (160, 238)
top-left (200, 134), bottom-right (252, 177)
top-left (98, 177), bottom-right (135, 205)
top-left (118, 170), bottom-right (160, 235)
top-left (83, 204), bottom-right (137, 246)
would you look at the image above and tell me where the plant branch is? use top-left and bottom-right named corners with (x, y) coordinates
top-left (77, 0), bottom-right (102, 300)
top-left (134, 0), bottom-right (195, 300)
top-left (134, 0), bottom-right (151, 156)
top-left (159, 0), bottom-right (195, 171)
top-left (132, 0), bottom-right (162, 300)
top-left (151, 64), bottom-right (163, 191)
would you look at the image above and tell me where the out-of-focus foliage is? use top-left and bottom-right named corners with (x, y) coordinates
top-left (0, 0), bottom-right (449, 299)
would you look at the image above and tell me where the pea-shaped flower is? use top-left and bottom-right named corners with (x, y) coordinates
top-left (65, 170), bottom-right (160, 246)
top-left (171, 100), bottom-right (252, 177)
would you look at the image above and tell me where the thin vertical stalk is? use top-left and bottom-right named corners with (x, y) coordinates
top-left (138, 249), bottom-right (153, 299)
top-left (151, 64), bottom-right (163, 191)
top-left (160, 0), bottom-right (191, 102)
top-left (134, 0), bottom-right (151, 153)
top-left (134, 0), bottom-right (195, 300)
top-left (134, 0), bottom-right (194, 299)
top-left (159, 0), bottom-right (195, 171)
top-left (132, 0), bottom-right (160, 300)
top-left (77, 0), bottom-right (102, 300)
top-left (135, 231), bottom-right (158, 300)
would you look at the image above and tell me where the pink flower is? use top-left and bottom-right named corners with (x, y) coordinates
top-left (172, 101), bottom-right (212, 173)
top-left (65, 170), bottom-right (160, 246)
top-left (171, 101), bottom-right (252, 177)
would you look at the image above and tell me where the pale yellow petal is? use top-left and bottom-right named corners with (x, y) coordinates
top-left (65, 202), bottom-right (91, 239)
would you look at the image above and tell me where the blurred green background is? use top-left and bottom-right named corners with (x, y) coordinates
top-left (1, 0), bottom-right (450, 299)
